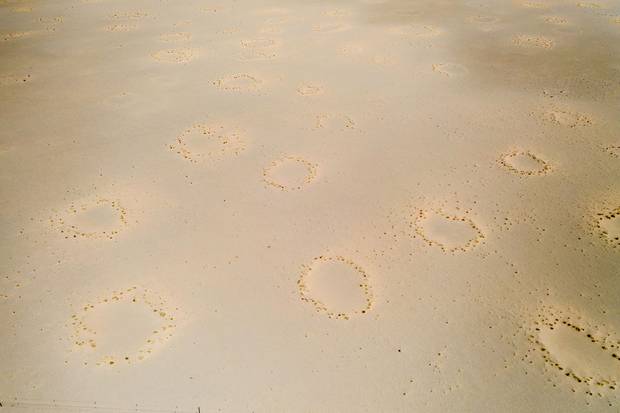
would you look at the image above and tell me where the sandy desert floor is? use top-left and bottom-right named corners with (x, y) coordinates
top-left (1, 0), bottom-right (620, 411)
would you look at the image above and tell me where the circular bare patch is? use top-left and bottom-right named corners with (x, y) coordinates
top-left (297, 84), bottom-right (324, 96)
top-left (213, 74), bottom-right (262, 92)
top-left (513, 35), bottom-right (555, 49)
top-left (526, 306), bottom-right (620, 393)
top-left (51, 198), bottom-right (127, 240)
top-left (432, 63), bottom-right (468, 77)
top-left (262, 156), bottom-right (317, 191)
top-left (169, 123), bottom-right (246, 163)
top-left (298, 255), bottom-right (373, 320)
top-left (499, 150), bottom-right (551, 176)
top-left (412, 208), bottom-right (484, 252)
top-left (151, 48), bottom-right (197, 64)
top-left (544, 109), bottom-right (593, 127)
top-left (70, 287), bottom-right (177, 366)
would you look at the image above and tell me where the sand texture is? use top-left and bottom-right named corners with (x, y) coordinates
top-left (1, 0), bottom-right (620, 411)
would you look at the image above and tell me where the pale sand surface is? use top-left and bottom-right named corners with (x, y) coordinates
top-left (1, 0), bottom-right (620, 411)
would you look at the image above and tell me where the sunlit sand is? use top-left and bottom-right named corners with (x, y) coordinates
top-left (1, 0), bottom-right (619, 411)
